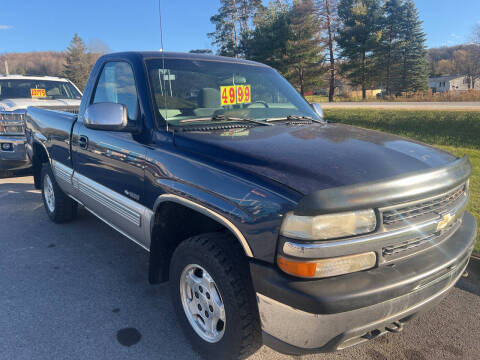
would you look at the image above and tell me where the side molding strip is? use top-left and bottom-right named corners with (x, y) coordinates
top-left (50, 160), bottom-right (152, 250)
top-left (155, 194), bottom-right (254, 257)
top-left (82, 205), bottom-right (150, 252)
top-left (52, 160), bottom-right (73, 184)
top-left (75, 172), bottom-right (142, 227)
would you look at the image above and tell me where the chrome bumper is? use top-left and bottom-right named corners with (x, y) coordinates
top-left (0, 135), bottom-right (30, 171)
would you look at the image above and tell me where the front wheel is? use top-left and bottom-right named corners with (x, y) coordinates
top-left (169, 232), bottom-right (261, 359)
top-left (41, 163), bottom-right (77, 223)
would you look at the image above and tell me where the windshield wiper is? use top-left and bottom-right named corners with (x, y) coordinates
top-left (180, 114), bottom-right (272, 126)
top-left (265, 115), bottom-right (324, 124)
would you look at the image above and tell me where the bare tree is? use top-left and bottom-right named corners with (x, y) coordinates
top-left (453, 47), bottom-right (480, 89)
top-left (87, 38), bottom-right (110, 55)
top-left (0, 51), bottom-right (65, 76)
top-left (473, 23), bottom-right (480, 44)
top-left (317, 0), bottom-right (337, 102)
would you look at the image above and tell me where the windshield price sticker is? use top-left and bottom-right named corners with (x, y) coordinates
top-left (221, 85), bottom-right (252, 106)
top-left (236, 85), bottom-right (251, 104)
top-left (221, 86), bottom-right (237, 106)
top-left (31, 89), bottom-right (47, 97)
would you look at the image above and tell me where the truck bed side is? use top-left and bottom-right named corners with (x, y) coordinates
top-left (25, 107), bottom-right (77, 168)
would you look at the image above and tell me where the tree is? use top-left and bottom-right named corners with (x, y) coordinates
top-left (209, 0), bottom-right (263, 57)
top-left (317, 0), bottom-right (338, 101)
top-left (242, 0), bottom-right (291, 73)
top-left (87, 38), bottom-right (110, 55)
top-left (436, 59), bottom-right (455, 75)
top-left (453, 48), bottom-right (480, 89)
top-left (378, 0), bottom-right (404, 95)
top-left (473, 23), bottom-right (480, 44)
top-left (337, 0), bottom-right (383, 99)
top-left (462, 24), bottom-right (480, 88)
top-left (63, 34), bottom-right (91, 90)
top-left (284, 0), bottom-right (326, 95)
top-left (189, 49), bottom-right (213, 54)
top-left (398, 0), bottom-right (428, 92)
top-left (428, 44), bottom-right (479, 77)
top-left (1, 51), bottom-right (65, 76)
top-left (244, 0), bottom-right (325, 95)
top-left (238, 0), bottom-right (263, 34)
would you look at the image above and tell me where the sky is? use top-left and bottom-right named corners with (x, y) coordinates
top-left (0, 0), bottom-right (479, 54)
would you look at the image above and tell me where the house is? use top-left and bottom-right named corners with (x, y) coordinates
top-left (429, 75), bottom-right (480, 93)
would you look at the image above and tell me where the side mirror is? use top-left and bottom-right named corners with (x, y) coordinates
top-left (311, 103), bottom-right (324, 119)
top-left (84, 102), bottom-right (128, 131)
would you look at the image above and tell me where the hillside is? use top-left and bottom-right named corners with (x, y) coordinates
top-left (1, 51), bottom-right (66, 77)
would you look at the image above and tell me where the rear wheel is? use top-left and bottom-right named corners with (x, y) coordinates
top-left (169, 232), bottom-right (261, 359)
top-left (41, 163), bottom-right (77, 223)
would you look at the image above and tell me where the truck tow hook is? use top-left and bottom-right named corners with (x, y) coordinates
top-left (385, 321), bottom-right (403, 333)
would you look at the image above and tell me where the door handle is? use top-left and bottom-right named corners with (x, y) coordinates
top-left (79, 135), bottom-right (89, 149)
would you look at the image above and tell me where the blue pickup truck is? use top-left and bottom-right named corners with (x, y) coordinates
top-left (26, 52), bottom-right (476, 359)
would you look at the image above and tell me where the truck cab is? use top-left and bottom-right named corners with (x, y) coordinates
top-left (0, 74), bottom-right (81, 172)
top-left (26, 52), bottom-right (476, 359)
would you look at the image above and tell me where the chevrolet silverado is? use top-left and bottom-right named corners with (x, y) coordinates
top-left (25, 52), bottom-right (477, 359)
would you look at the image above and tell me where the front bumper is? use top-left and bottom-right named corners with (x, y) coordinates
top-left (252, 212), bottom-right (477, 354)
top-left (0, 136), bottom-right (31, 171)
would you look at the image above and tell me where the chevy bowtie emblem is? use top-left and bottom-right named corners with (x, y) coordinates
top-left (437, 213), bottom-right (455, 231)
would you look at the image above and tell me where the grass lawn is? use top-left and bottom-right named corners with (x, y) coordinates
top-left (324, 109), bottom-right (480, 255)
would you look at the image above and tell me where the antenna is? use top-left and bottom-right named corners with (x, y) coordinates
top-left (159, 0), bottom-right (165, 52)
top-left (158, 0), bottom-right (169, 130)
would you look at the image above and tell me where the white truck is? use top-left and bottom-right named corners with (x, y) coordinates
top-left (0, 74), bottom-right (81, 173)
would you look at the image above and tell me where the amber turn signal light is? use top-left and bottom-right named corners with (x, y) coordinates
top-left (277, 256), bottom-right (317, 278)
top-left (278, 252), bottom-right (377, 279)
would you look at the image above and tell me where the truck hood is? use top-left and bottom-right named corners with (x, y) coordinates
top-left (0, 98), bottom-right (81, 111)
top-left (174, 123), bottom-right (458, 195)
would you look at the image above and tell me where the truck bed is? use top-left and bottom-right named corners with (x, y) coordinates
top-left (25, 107), bottom-right (77, 168)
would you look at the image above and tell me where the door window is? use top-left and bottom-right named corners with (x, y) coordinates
top-left (93, 62), bottom-right (139, 122)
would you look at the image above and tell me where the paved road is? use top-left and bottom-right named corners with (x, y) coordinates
top-left (320, 102), bottom-right (480, 111)
top-left (1, 176), bottom-right (479, 360)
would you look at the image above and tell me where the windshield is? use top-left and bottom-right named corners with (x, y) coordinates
top-left (146, 58), bottom-right (320, 126)
top-left (0, 79), bottom-right (82, 100)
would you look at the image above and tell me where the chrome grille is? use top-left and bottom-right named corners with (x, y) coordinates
top-left (0, 111), bottom-right (26, 135)
top-left (382, 185), bottom-right (466, 225)
top-left (382, 220), bottom-right (458, 257)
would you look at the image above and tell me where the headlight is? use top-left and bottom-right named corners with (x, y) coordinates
top-left (280, 209), bottom-right (376, 240)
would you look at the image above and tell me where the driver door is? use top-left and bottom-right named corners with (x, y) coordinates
top-left (72, 61), bottom-right (149, 247)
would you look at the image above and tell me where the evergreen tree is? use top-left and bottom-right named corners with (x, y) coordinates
top-left (209, 0), bottom-right (263, 57)
top-left (244, 0), bottom-right (325, 95)
top-left (63, 34), bottom-right (91, 90)
top-left (399, 0), bottom-right (428, 92)
top-left (285, 0), bottom-right (325, 95)
top-left (337, 0), bottom-right (383, 99)
top-left (378, 0), bottom-right (404, 95)
top-left (238, 0), bottom-right (263, 35)
top-left (189, 49), bottom-right (213, 54)
top-left (243, 1), bottom-right (291, 73)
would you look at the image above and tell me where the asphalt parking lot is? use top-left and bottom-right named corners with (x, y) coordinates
top-left (1, 175), bottom-right (479, 360)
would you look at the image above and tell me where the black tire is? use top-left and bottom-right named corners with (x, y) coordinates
top-left (169, 232), bottom-right (261, 360)
top-left (41, 163), bottom-right (77, 223)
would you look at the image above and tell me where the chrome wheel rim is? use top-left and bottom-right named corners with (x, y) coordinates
top-left (180, 264), bottom-right (226, 343)
top-left (44, 174), bottom-right (55, 213)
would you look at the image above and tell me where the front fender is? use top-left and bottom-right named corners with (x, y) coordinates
top-left (152, 191), bottom-right (253, 257)
top-left (146, 175), bottom-right (297, 262)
